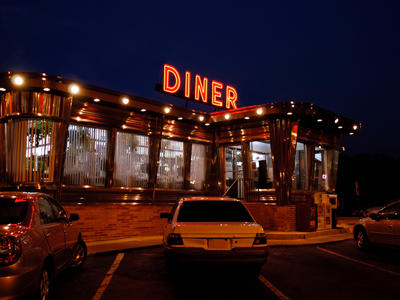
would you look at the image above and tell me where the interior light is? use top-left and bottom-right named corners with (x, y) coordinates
top-left (338, 126), bottom-right (343, 129)
top-left (141, 108), bottom-right (146, 112)
top-left (349, 132), bottom-right (354, 135)
top-left (43, 88), bottom-right (50, 92)
top-left (353, 125), bottom-right (358, 130)
top-left (256, 108), bottom-right (263, 115)
top-left (0, 88), bottom-right (5, 91)
top-left (11, 75), bottom-right (23, 85)
top-left (164, 107), bottom-right (171, 114)
top-left (69, 84), bottom-right (79, 94)
top-left (224, 114), bottom-right (230, 120)
top-left (94, 98), bottom-right (100, 102)
top-left (317, 119), bottom-right (323, 122)
top-left (205, 123), bottom-right (210, 126)
top-left (334, 118), bottom-right (339, 123)
top-left (122, 97), bottom-right (129, 105)
top-left (287, 112), bottom-right (293, 115)
top-left (178, 117), bottom-right (183, 120)
top-left (199, 116), bottom-right (204, 121)
top-left (245, 116), bottom-right (250, 120)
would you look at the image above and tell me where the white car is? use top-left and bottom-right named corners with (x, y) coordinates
top-left (354, 200), bottom-right (400, 250)
top-left (160, 197), bottom-right (268, 277)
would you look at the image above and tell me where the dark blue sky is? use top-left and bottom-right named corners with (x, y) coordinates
top-left (1, 1), bottom-right (399, 158)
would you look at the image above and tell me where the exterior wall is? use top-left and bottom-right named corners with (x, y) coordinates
top-left (64, 202), bottom-right (297, 243)
top-left (244, 203), bottom-right (296, 232)
top-left (63, 204), bottom-right (172, 243)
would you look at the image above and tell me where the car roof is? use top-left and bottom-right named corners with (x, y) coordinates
top-left (179, 197), bottom-right (240, 203)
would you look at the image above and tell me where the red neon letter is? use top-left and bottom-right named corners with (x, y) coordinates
top-left (211, 81), bottom-right (223, 107)
top-left (225, 85), bottom-right (238, 109)
top-left (163, 64), bottom-right (181, 93)
top-left (194, 75), bottom-right (208, 103)
top-left (185, 71), bottom-right (191, 98)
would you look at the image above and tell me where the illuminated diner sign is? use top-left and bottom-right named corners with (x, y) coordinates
top-left (155, 64), bottom-right (238, 109)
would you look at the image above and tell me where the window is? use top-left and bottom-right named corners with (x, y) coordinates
top-left (157, 140), bottom-right (184, 189)
top-left (5, 119), bottom-right (59, 183)
top-left (177, 201), bottom-right (254, 222)
top-left (190, 143), bottom-right (206, 189)
top-left (0, 198), bottom-right (29, 225)
top-left (39, 197), bottom-right (57, 224)
top-left (114, 132), bottom-right (149, 187)
top-left (63, 125), bottom-right (108, 186)
top-left (249, 141), bottom-right (274, 189)
top-left (292, 142), bottom-right (308, 190)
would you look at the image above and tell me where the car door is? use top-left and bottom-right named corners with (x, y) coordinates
top-left (368, 203), bottom-right (400, 246)
top-left (39, 196), bottom-right (67, 272)
top-left (46, 196), bottom-right (79, 263)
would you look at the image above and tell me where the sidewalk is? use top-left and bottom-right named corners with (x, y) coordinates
top-left (86, 217), bottom-right (358, 255)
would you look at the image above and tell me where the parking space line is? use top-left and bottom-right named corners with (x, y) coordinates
top-left (258, 275), bottom-right (291, 300)
top-left (316, 246), bottom-right (400, 277)
top-left (92, 253), bottom-right (125, 300)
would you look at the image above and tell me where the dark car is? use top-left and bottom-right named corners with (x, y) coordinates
top-left (0, 192), bottom-right (87, 300)
top-left (354, 200), bottom-right (400, 250)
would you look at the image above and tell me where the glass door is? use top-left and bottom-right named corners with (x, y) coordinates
top-left (224, 145), bottom-right (243, 199)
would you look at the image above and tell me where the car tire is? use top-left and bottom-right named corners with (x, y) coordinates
top-left (356, 228), bottom-right (369, 251)
top-left (36, 267), bottom-right (50, 300)
top-left (69, 239), bottom-right (87, 270)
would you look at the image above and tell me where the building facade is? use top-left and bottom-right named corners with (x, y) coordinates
top-left (0, 72), bottom-right (360, 242)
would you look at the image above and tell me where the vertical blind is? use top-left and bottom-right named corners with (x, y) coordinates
top-left (157, 140), bottom-right (184, 189)
top-left (6, 119), bottom-right (58, 183)
top-left (190, 144), bottom-right (206, 189)
top-left (63, 125), bottom-right (108, 186)
top-left (114, 132), bottom-right (149, 187)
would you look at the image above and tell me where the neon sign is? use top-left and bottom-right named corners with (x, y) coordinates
top-left (156, 64), bottom-right (238, 110)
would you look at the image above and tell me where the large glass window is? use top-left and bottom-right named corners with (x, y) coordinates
top-left (190, 143), bottom-right (206, 189)
top-left (292, 142), bottom-right (308, 190)
top-left (314, 146), bottom-right (335, 192)
top-left (249, 141), bottom-right (274, 189)
top-left (63, 125), bottom-right (108, 186)
top-left (5, 119), bottom-right (59, 183)
top-left (157, 139), bottom-right (184, 189)
top-left (114, 132), bottom-right (149, 187)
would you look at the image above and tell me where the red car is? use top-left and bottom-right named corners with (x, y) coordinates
top-left (0, 192), bottom-right (87, 300)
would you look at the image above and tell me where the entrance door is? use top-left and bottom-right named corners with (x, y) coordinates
top-left (224, 145), bottom-right (243, 199)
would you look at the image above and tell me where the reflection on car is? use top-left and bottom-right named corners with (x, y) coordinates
top-left (160, 197), bottom-right (268, 277)
top-left (0, 192), bottom-right (87, 300)
top-left (354, 200), bottom-right (400, 250)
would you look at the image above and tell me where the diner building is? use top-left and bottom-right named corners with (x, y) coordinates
top-left (0, 71), bottom-right (360, 242)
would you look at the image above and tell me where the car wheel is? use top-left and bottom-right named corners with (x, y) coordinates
top-left (36, 267), bottom-right (50, 300)
top-left (356, 228), bottom-right (369, 250)
top-left (69, 239), bottom-right (87, 269)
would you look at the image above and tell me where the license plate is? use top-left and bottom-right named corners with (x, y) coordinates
top-left (208, 239), bottom-right (231, 250)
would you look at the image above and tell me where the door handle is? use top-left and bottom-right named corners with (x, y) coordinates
top-left (46, 232), bottom-right (52, 238)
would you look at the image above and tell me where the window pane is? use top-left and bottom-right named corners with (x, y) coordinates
top-left (5, 119), bottom-right (59, 183)
top-left (157, 140), bottom-right (184, 189)
top-left (114, 132), bottom-right (149, 187)
top-left (63, 125), bottom-right (108, 186)
top-left (190, 144), bottom-right (206, 189)
top-left (314, 147), bottom-right (332, 192)
top-left (292, 142), bottom-right (308, 190)
top-left (250, 141), bottom-right (274, 189)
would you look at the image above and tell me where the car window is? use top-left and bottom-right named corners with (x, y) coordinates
top-left (47, 197), bottom-right (68, 221)
top-left (39, 196), bottom-right (57, 224)
top-left (0, 197), bottom-right (29, 225)
top-left (177, 201), bottom-right (254, 222)
top-left (379, 202), bottom-right (400, 220)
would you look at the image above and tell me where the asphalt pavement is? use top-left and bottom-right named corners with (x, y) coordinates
top-left (86, 217), bottom-right (358, 255)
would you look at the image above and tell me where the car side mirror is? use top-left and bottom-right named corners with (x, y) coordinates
top-left (160, 213), bottom-right (172, 222)
top-left (69, 213), bottom-right (80, 222)
top-left (369, 213), bottom-right (379, 221)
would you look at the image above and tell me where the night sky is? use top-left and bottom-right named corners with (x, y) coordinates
top-left (1, 1), bottom-right (399, 158)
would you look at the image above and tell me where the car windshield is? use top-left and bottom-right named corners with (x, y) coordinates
top-left (177, 201), bottom-right (254, 222)
top-left (0, 198), bottom-right (29, 225)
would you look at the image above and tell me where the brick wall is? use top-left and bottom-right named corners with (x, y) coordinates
top-left (244, 203), bottom-right (296, 231)
top-left (64, 202), bottom-right (297, 243)
top-left (64, 204), bottom-right (172, 243)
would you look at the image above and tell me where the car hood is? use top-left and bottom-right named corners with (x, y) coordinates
top-left (174, 222), bottom-right (263, 238)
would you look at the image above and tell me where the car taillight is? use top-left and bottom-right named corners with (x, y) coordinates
top-left (167, 233), bottom-right (183, 245)
top-left (0, 235), bottom-right (22, 266)
top-left (253, 233), bottom-right (267, 245)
